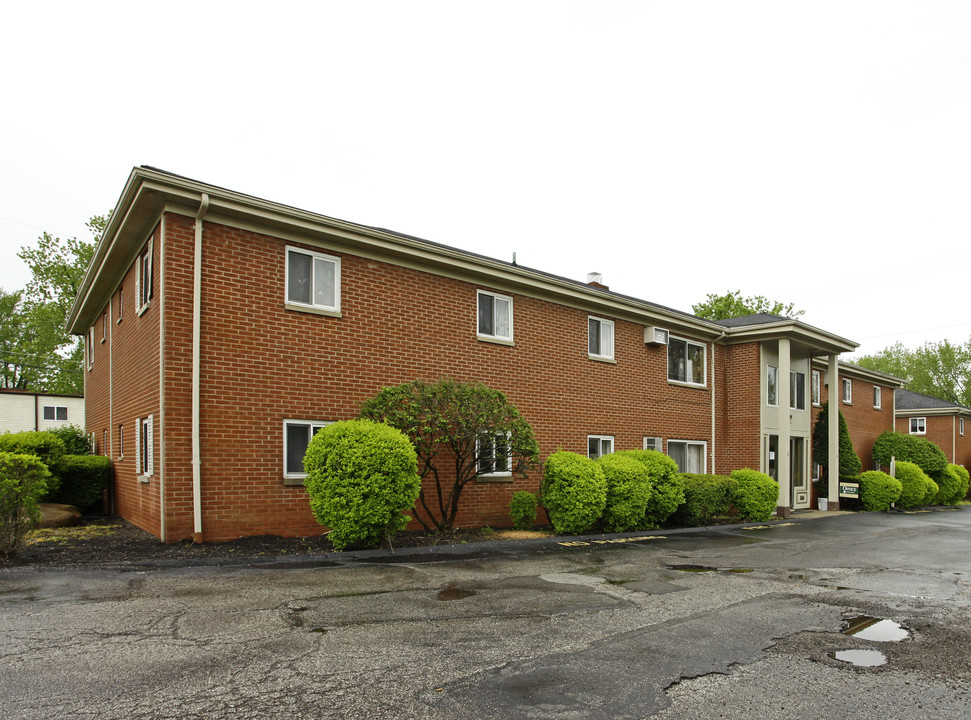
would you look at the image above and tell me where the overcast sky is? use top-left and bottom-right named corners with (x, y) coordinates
top-left (2, 1), bottom-right (968, 358)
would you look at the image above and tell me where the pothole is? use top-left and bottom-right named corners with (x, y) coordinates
top-left (437, 586), bottom-right (477, 601)
top-left (667, 564), bottom-right (716, 573)
top-left (829, 649), bottom-right (887, 667)
top-left (842, 616), bottom-right (909, 642)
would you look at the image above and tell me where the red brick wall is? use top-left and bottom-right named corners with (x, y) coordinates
top-left (153, 214), bottom-right (719, 541)
top-left (717, 342), bottom-right (761, 474)
top-left (895, 414), bottom-right (971, 467)
top-left (813, 374), bottom-right (896, 473)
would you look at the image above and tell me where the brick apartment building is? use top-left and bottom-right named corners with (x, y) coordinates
top-left (67, 167), bottom-right (903, 542)
top-left (894, 389), bottom-right (971, 468)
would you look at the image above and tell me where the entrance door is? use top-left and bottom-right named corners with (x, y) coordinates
top-left (790, 436), bottom-right (809, 509)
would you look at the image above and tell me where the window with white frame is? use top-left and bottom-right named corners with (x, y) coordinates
top-left (135, 415), bottom-right (153, 477)
top-left (588, 317), bottom-right (615, 360)
top-left (477, 432), bottom-right (511, 476)
top-left (668, 337), bottom-right (706, 385)
top-left (910, 417), bottom-right (926, 435)
top-left (43, 406), bottom-right (68, 421)
top-left (117, 284), bottom-right (124, 323)
top-left (842, 378), bottom-right (852, 404)
top-left (101, 312), bottom-right (107, 343)
top-left (668, 440), bottom-right (706, 474)
top-left (283, 419), bottom-right (331, 480)
top-left (643, 436), bottom-right (662, 452)
top-left (103, 429), bottom-right (108, 457)
top-left (961, 418), bottom-right (965, 436)
top-left (790, 371), bottom-right (806, 411)
top-left (477, 290), bottom-right (513, 342)
top-left (873, 386), bottom-right (882, 409)
top-left (118, 424), bottom-right (124, 458)
top-left (767, 365), bottom-right (778, 406)
top-left (135, 238), bottom-right (153, 314)
top-left (87, 328), bottom-right (95, 370)
top-left (811, 370), bottom-right (821, 406)
top-left (587, 435), bottom-right (614, 459)
top-left (286, 247), bottom-right (340, 312)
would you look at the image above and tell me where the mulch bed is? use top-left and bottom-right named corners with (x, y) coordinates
top-left (3, 515), bottom-right (545, 568)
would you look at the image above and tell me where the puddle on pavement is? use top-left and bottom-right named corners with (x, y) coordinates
top-left (667, 564), bottom-right (716, 573)
top-left (842, 616), bottom-right (909, 642)
top-left (438, 586), bottom-right (477, 601)
top-left (829, 649), bottom-right (887, 667)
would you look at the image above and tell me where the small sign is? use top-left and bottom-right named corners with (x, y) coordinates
top-left (839, 482), bottom-right (860, 498)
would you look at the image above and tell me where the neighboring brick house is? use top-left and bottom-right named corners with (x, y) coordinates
top-left (894, 389), bottom-right (971, 468)
top-left (66, 167), bottom-right (896, 542)
top-left (0, 389), bottom-right (85, 434)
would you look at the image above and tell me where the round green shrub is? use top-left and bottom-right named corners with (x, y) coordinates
top-left (51, 455), bottom-right (112, 511)
top-left (541, 451), bottom-right (607, 535)
top-left (509, 491), bottom-right (538, 530)
top-left (669, 474), bottom-right (736, 527)
top-left (947, 463), bottom-right (970, 503)
top-left (729, 468), bottom-right (779, 522)
top-left (872, 431), bottom-right (947, 477)
top-left (0, 431), bottom-right (65, 499)
top-left (303, 420), bottom-right (421, 551)
top-left (923, 475), bottom-right (940, 505)
top-left (858, 470), bottom-right (902, 511)
top-left (1, 451), bottom-right (51, 558)
top-left (597, 453), bottom-right (652, 533)
top-left (614, 450), bottom-right (685, 528)
top-left (894, 460), bottom-right (933, 509)
top-left (48, 425), bottom-right (92, 456)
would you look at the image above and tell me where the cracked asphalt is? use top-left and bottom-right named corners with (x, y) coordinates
top-left (2, 507), bottom-right (970, 719)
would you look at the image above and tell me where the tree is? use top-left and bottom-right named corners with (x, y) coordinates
top-left (811, 401), bottom-right (862, 480)
top-left (855, 339), bottom-right (971, 406)
top-left (3, 214), bottom-right (108, 394)
top-left (692, 290), bottom-right (804, 321)
top-left (358, 378), bottom-right (539, 533)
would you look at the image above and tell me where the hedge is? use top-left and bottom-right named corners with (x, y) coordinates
top-left (949, 463), bottom-right (970, 503)
top-left (614, 450), bottom-right (684, 528)
top-left (894, 460), bottom-right (935, 509)
top-left (1, 452), bottom-right (51, 558)
top-left (669, 474), bottom-right (736, 527)
top-left (48, 425), bottom-right (92, 456)
top-left (597, 453), bottom-right (652, 533)
top-left (0, 432), bottom-right (65, 499)
top-left (303, 420), bottom-right (421, 551)
top-left (50, 455), bottom-right (112, 511)
top-left (509, 491), bottom-right (538, 530)
top-left (872, 431), bottom-right (947, 478)
top-left (859, 470), bottom-right (902, 511)
top-left (541, 451), bottom-right (607, 535)
top-left (729, 468), bottom-right (779, 522)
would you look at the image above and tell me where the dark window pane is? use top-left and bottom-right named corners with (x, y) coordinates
top-left (478, 294), bottom-right (493, 335)
top-left (43, 406), bottom-right (55, 420)
top-left (286, 424), bottom-right (310, 474)
top-left (287, 252), bottom-right (312, 305)
top-left (668, 341), bottom-right (686, 382)
top-left (56, 407), bottom-right (68, 421)
top-left (588, 318), bottom-right (599, 355)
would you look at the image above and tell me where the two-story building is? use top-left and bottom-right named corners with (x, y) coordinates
top-left (66, 167), bottom-right (902, 541)
top-left (894, 389), bottom-right (971, 468)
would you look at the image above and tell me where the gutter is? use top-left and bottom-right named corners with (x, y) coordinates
top-left (192, 193), bottom-right (209, 541)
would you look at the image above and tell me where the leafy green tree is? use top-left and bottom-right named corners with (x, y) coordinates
top-left (692, 290), bottom-right (804, 321)
top-left (359, 378), bottom-right (539, 532)
top-left (811, 401), bottom-right (862, 480)
top-left (855, 339), bottom-right (971, 406)
top-left (3, 214), bottom-right (108, 394)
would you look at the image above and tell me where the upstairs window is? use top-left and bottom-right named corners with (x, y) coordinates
top-left (87, 328), bottom-right (95, 370)
top-left (135, 415), bottom-right (154, 477)
top-left (767, 365), bottom-right (778, 406)
top-left (135, 238), bottom-right (153, 315)
top-left (873, 386), bottom-right (882, 410)
top-left (588, 317), bottom-right (615, 360)
top-left (477, 433), bottom-right (511, 476)
top-left (477, 290), bottom-right (513, 343)
top-left (587, 435), bottom-right (614, 459)
top-left (790, 371), bottom-right (806, 411)
top-left (811, 370), bottom-right (821, 406)
top-left (842, 378), bottom-right (853, 404)
top-left (909, 417), bottom-right (926, 435)
top-left (668, 337), bottom-right (706, 386)
top-left (286, 247), bottom-right (340, 313)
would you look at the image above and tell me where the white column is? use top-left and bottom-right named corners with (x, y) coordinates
top-left (828, 354), bottom-right (840, 508)
top-left (778, 339), bottom-right (791, 516)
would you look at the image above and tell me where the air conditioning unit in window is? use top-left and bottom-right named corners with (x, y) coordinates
top-left (644, 326), bottom-right (669, 346)
top-left (643, 436), bottom-right (663, 451)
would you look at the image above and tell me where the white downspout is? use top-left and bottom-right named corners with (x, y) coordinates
top-left (192, 193), bottom-right (209, 541)
top-left (710, 330), bottom-right (726, 474)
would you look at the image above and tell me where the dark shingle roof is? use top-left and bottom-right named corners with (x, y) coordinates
top-left (896, 389), bottom-right (970, 411)
top-left (714, 313), bottom-right (791, 328)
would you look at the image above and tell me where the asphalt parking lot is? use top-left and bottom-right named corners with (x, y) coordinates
top-left (2, 507), bottom-right (970, 719)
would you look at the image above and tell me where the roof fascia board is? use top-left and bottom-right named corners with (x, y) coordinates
top-left (810, 358), bottom-right (907, 387)
top-left (895, 406), bottom-right (971, 417)
top-left (722, 321), bottom-right (857, 354)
